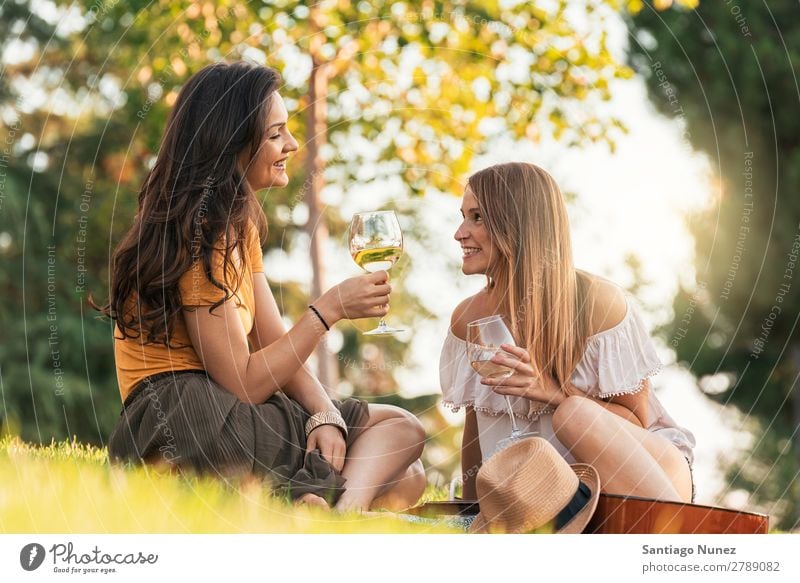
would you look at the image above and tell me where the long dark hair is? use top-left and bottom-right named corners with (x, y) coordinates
top-left (94, 61), bottom-right (280, 344)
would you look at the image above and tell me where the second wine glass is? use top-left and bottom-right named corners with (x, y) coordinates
top-left (466, 315), bottom-right (538, 453)
top-left (348, 210), bottom-right (404, 335)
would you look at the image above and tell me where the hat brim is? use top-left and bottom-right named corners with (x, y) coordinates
top-left (469, 463), bottom-right (601, 534)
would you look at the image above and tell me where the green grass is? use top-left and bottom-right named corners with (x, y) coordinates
top-left (0, 435), bottom-right (457, 533)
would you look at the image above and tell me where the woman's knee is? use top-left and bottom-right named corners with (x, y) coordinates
top-left (398, 409), bottom-right (426, 458)
top-left (365, 404), bottom-right (426, 455)
top-left (658, 446), bottom-right (694, 503)
top-left (552, 395), bottom-right (604, 444)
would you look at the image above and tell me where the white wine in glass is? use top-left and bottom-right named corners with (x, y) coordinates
top-left (469, 357), bottom-right (515, 380)
top-left (466, 315), bottom-right (538, 453)
top-left (351, 246), bottom-right (403, 273)
top-left (349, 210), bottom-right (404, 335)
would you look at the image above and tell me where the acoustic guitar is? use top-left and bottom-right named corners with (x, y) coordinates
top-left (586, 493), bottom-right (768, 534)
top-left (407, 494), bottom-right (769, 534)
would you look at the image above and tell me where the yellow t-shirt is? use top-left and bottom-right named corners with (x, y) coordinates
top-left (113, 224), bottom-right (264, 401)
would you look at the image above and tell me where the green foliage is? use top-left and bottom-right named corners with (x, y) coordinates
top-left (628, 0), bottom-right (800, 529)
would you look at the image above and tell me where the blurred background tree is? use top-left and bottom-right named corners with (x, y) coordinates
top-left (2, 0), bottom-right (643, 484)
top-left (627, 0), bottom-right (800, 529)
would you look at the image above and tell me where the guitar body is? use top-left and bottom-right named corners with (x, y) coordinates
top-left (586, 493), bottom-right (769, 534)
top-left (408, 495), bottom-right (769, 534)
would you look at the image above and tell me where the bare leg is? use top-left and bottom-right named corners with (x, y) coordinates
top-left (369, 459), bottom-right (426, 511)
top-left (335, 404), bottom-right (425, 512)
top-left (552, 396), bottom-right (692, 502)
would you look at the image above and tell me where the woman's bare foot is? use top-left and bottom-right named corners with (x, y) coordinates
top-left (294, 493), bottom-right (330, 509)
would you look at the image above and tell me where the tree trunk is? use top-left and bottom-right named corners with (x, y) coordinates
top-left (304, 13), bottom-right (338, 394)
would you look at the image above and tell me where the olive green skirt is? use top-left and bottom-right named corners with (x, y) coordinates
top-left (107, 370), bottom-right (369, 504)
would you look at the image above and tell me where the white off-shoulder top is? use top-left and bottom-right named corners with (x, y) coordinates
top-left (439, 296), bottom-right (696, 465)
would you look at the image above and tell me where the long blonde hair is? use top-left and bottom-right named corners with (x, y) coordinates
top-left (467, 162), bottom-right (593, 393)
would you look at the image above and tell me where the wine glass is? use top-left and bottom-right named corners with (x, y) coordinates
top-left (466, 315), bottom-right (538, 453)
top-left (348, 210), bottom-right (404, 335)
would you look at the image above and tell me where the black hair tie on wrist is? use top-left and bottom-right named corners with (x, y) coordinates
top-left (308, 304), bottom-right (331, 331)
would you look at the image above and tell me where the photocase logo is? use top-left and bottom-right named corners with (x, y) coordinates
top-left (20, 543), bottom-right (46, 571)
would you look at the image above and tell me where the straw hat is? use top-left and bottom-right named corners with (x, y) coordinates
top-left (469, 437), bottom-right (600, 534)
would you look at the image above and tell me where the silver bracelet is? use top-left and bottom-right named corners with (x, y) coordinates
top-left (305, 410), bottom-right (348, 439)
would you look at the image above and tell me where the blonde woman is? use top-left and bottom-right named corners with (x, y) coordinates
top-left (440, 162), bottom-right (696, 503)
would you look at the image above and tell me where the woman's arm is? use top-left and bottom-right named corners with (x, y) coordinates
top-left (581, 278), bottom-right (647, 426)
top-left (184, 298), bottom-right (329, 404)
top-left (600, 379), bottom-right (650, 428)
top-left (485, 279), bottom-right (648, 427)
top-left (484, 345), bottom-right (647, 428)
top-left (183, 270), bottom-right (391, 404)
top-left (248, 273), bottom-right (335, 414)
top-left (245, 273), bottom-right (352, 471)
top-left (461, 407), bottom-right (482, 500)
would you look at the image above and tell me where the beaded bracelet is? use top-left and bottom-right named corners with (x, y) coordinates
top-left (305, 410), bottom-right (348, 438)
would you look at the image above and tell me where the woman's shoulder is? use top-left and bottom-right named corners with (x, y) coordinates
top-left (574, 272), bottom-right (663, 396)
top-left (449, 290), bottom-right (493, 341)
top-left (581, 272), bottom-right (629, 337)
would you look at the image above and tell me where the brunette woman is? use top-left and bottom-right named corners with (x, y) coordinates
top-left (102, 61), bottom-right (425, 511)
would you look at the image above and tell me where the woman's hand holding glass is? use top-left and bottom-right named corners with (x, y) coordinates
top-left (315, 271), bottom-right (392, 324)
top-left (348, 210), bottom-right (404, 335)
top-left (480, 344), bottom-right (566, 407)
top-left (466, 315), bottom-right (540, 452)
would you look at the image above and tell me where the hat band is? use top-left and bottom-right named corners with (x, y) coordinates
top-left (553, 481), bottom-right (592, 530)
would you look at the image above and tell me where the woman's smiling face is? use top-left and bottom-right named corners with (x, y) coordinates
top-left (454, 186), bottom-right (496, 275)
top-left (241, 92), bottom-right (298, 190)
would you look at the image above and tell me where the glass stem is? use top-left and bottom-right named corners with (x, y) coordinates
top-left (378, 287), bottom-right (388, 328)
top-left (504, 395), bottom-right (520, 437)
